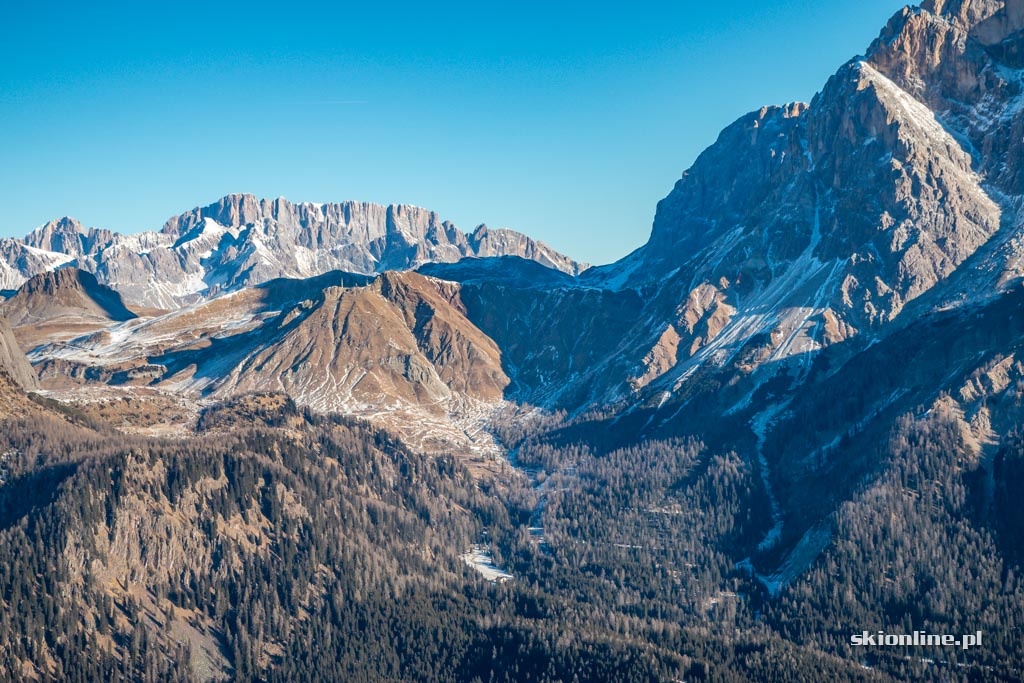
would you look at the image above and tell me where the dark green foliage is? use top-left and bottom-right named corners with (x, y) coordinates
top-left (0, 406), bottom-right (709, 682)
top-left (0, 384), bottom-right (1021, 681)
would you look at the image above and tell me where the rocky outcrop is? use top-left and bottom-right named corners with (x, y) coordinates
top-left (0, 314), bottom-right (37, 390)
top-left (22, 217), bottom-right (115, 259)
top-left (643, 102), bottom-right (812, 281)
top-left (0, 237), bottom-right (75, 291)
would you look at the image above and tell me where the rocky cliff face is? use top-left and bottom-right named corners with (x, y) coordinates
top-left (633, 52), bottom-right (1001, 332)
top-left (0, 194), bottom-right (586, 309)
top-left (866, 0), bottom-right (1024, 291)
top-left (563, 0), bottom-right (1024, 414)
top-left (0, 314), bottom-right (37, 390)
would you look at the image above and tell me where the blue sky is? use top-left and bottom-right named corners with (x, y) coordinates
top-left (1, 1), bottom-right (907, 265)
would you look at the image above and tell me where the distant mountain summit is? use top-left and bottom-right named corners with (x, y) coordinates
top-left (22, 216), bottom-right (115, 258)
top-left (0, 194), bottom-right (587, 309)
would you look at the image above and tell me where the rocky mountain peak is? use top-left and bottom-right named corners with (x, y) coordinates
top-left (23, 215), bottom-right (112, 258)
top-left (29, 216), bottom-right (85, 237)
top-left (161, 193), bottom-right (264, 237)
top-left (921, 0), bottom-right (1019, 35)
top-left (573, 0), bottom-right (1016, 408)
top-left (867, 0), bottom-right (1024, 101)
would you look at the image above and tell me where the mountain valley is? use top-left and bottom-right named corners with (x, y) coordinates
top-left (3, 1), bottom-right (1024, 680)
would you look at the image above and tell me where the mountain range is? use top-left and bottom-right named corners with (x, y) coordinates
top-left (2, 0), bottom-right (1023, 538)
top-left (3, 0), bottom-right (1024, 519)
top-left (0, 194), bottom-right (586, 309)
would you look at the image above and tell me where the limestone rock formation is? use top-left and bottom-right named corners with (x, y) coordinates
top-left (1, 195), bottom-right (587, 309)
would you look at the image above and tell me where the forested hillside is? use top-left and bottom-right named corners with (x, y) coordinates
top-left (0, 379), bottom-right (912, 682)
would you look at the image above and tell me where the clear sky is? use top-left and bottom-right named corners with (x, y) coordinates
top-left (1, 1), bottom-right (908, 266)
